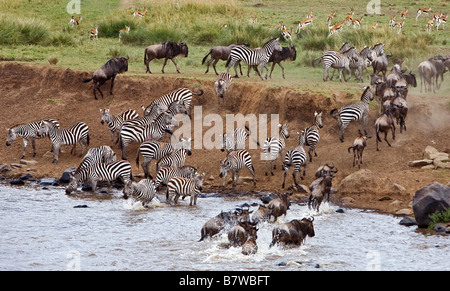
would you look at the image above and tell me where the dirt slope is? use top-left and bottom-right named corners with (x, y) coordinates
top-left (1, 62), bottom-right (449, 214)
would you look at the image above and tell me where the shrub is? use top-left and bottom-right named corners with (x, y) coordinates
top-left (428, 208), bottom-right (450, 230)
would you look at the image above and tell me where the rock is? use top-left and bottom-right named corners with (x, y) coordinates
top-left (423, 146), bottom-right (439, 159)
top-left (40, 178), bottom-right (59, 186)
top-left (433, 159), bottom-right (450, 169)
top-left (19, 159), bottom-right (37, 165)
top-left (393, 183), bottom-right (406, 192)
top-left (429, 152), bottom-right (449, 161)
top-left (412, 182), bottom-right (450, 228)
top-left (339, 169), bottom-right (392, 195)
top-left (408, 159), bottom-right (433, 167)
top-left (399, 216), bottom-right (417, 226)
top-left (60, 167), bottom-right (77, 183)
top-left (433, 223), bottom-right (450, 233)
top-left (421, 165), bottom-right (435, 170)
top-left (396, 208), bottom-right (413, 215)
top-left (0, 164), bottom-right (11, 172)
top-left (20, 173), bottom-right (34, 180)
top-left (10, 179), bottom-right (24, 185)
top-left (10, 163), bottom-right (23, 169)
top-left (341, 197), bottom-right (355, 205)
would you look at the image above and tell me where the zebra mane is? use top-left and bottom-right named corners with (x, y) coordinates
top-left (361, 86), bottom-right (372, 100)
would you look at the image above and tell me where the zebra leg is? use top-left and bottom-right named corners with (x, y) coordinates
top-left (141, 159), bottom-right (151, 179)
top-left (52, 144), bottom-right (60, 164)
top-left (281, 167), bottom-right (289, 188)
top-left (292, 168), bottom-right (299, 187)
top-left (233, 62), bottom-right (240, 78)
top-left (323, 65), bottom-right (330, 82)
top-left (22, 139), bottom-right (29, 159)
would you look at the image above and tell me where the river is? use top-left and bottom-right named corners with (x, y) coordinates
top-left (0, 183), bottom-right (448, 271)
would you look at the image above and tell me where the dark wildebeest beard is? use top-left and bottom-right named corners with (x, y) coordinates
top-left (82, 56), bottom-right (129, 99)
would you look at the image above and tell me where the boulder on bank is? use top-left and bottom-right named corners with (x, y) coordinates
top-left (412, 182), bottom-right (450, 228)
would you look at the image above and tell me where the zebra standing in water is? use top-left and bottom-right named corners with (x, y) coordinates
top-left (100, 109), bottom-right (139, 147)
top-left (154, 165), bottom-right (198, 190)
top-left (317, 47), bottom-right (359, 82)
top-left (143, 87), bottom-right (203, 116)
top-left (330, 86), bottom-right (374, 142)
top-left (119, 111), bottom-right (176, 160)
top-left (123, 179), bottom-right (157, 207)
top-left (65, 160), bottom-right (132, 194)
top-left (6, 119), bottom-right (60, 159)
top-left (136, 137), bottom-right (191, 179)
top-left (166, 173), bottom-right (205, 206)
top-left (219, 149), bottom-right (256, 189)
top-left (226, 38), bottom-right (282, 80)
top-left (303, 112), bottom-right (323, 162)
top-left (281, 131), bottom-right (307, 189)
top-left (261, 123), bottom-right (289, 176)
top-left (221, 127), bottom-right (250, 153)
top-left (37, 120), bottom-right (89, 164)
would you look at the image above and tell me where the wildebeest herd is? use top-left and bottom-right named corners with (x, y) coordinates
top-left (4, 34), bottom-right (450, 255)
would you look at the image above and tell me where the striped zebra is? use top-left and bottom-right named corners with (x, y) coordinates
top-left (261, 123), bottom-right (289, 176)
top-left (219, 149), bottom-right (256, 189)
top-left (37, 120), bottom-right (89, 164)
top-left (221, 127), bottom-right (251, 153)
top-left (6, 119), bottom-right (60, 159)
top-left (143, 87), bottom-right (203, 116)
top-left (136, 137), bottom-right (191, 179)
top-left (281, 131), bottom-right (307, 189)
top-left (123, 179), bottom-right (157, 207)
top-left (154, 165), bottom-right (198, 190)
top-left (330, 86), bottom-right (374, 142)
top-left (214, 72), bottom-right (232, 108)
top-left (119, 111), bottom-right (176, 160)
top-left (166, 173), bottom-right (205, 206)
top-left (225, 38), bottom-right (282, 80)
top-left (65, 160), bottom-right (132, 194)
top-left (156, 148), bottom-right (192, 172)
top-left (303, 112), bottom-right (323, 162)
top-left (100, 109), bottom-right (139, 147)
top-left (331, 46), bottom-right (373, 83)
top-left (320, 47), bottom-right (359, 82)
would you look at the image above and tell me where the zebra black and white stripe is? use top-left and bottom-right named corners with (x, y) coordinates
top-left (281, 131), bottom-right (307, 189)
top-left (215, 72), bottom-right (232, 108)
top-left (6, 119), bottom-right (60, 159)
top-left (166, 173), bottom-right (205, 206)
top-left (100, 109), bottom-right (139, 147)
top-left (226, 38), bottom-right (282, 80)
top-left (221, 127), bottom-right (250, 153)
top-left (66, 160), bottom-right (132, 194)
top-left (37, 120), bottom-right (89, 164)
top-left (143, 87), bottom-right (203, 116)
top-left (119, 111), bottom-right (175, 160)
top-left (136, 137), bottom-right (192, 179)
top-left (124, 179), bottom-right (157, 207)
top-left (219, 149), bottom-right (256, 189)
top-left (156, 148), bottom-right (192, 172)
top-left (330, 86), bottom-right (374, 142)
top-left (261, 123), bottom-right (289, 176)
top-left (320, 47), bottom-right (358, 82)
top-left (154, 165), bottom-right (198, 190)
top-left (303, 112), bottom-right (323, 162)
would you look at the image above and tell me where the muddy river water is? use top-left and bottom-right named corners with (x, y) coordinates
top-left (0, 183), bottom-right (448, 271)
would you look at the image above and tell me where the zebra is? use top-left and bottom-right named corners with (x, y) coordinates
top-left (321, 47), bottom-right (359, 82)
top-left (143, 88), bottom-right (203, 116)
top-left (66, 160), bottom-right (132, 194)
top-left (330, 86), bottom-right (374, 142)
top-left (37, 120), bottom-right (89, 164)
top-left (333, 46), bottom-right (373, 83)
top-left (119, 111), bottom-right (176, 160)
top-left (123, 179), bottom-right (157, 207)
top-left (156, 148), bottom-right (192, 172)
top-left (154, 165), bottom-right (198, 190)
top-left (281, 130), bottom-right (307, 189)
top-left (214, 72), bottom-right (232, 109)
top-left (221, 126), bottom-right (254, 153)
top-left (303, 112), bottom-right (323, 162)
top-left (6, 119), bottom-right (60, 159)
top-left (261, 123), bottom-right (289, 176)
top-left (219, 149), bottom-right (256, 189)
top-left (100, 109), bottom-right (139, 147)
top-left (136, 137), bottom-right (192, 179)
top-left (225, 38), bottom-right (282, 80)
top-left (166, 173), bottom-right (205, 206)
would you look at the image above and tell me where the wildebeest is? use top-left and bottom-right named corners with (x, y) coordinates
top-left (270, 217), bottom-right (315, 248)
top-left (199, 210), bottom-right (242, 241)
top-left (267, 44), bottom-right (297, 79)
top-left (308, 172), bottom-right (335, 212)
top-left (228, 220), bottom-right (258, 247)
top-left (267, 192), bottom-right (291, 222)
top-left (82, 57), bottom-right (129, 99)
top-left (144, 41), bottom-right (188, 74)
top-left (347, 130), bottom-right (371, 168)
top-left (375, 103), bottom-right (397, 151)
top-left (371, 52), bottom-right (392, 80)
top-left (202, 44), bottom-right (246, 75)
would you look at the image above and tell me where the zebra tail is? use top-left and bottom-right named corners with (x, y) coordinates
top-left (225, 55), bottom-right (232, 68)
top-left (245, 125), bottom-right (261, 147)
top-left (117, 135), bottom-right (123, 150)
top-left (347, 146), bottom-right (353, 153)
top-left (201, 50), bottom-right (212, 65)
top-left (144, 47), bottom-right (147, 64)
top-left (330, 109), bottom-right (339, 120)
top-left (311, 57), bottom-right (321, 68)
top-left (136, 147), bottom-right (140, 167)
top-left (192, 89), bottom-right (204, 96)
top-left (86, 133), bottom-right (90, 146)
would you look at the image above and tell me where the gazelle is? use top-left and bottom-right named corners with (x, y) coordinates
top-left (393, 20), bottom-right (405, 34)
top-left (426, 18), bottom-right (434, 33)
top-left (436, 14), bottom-right (447, 30)
top-left (89, 24), bottom-right (98, 40)
top-left (68, 16), bottom-right (82, 26)
top-left (295, 16), bottom-right (316, 33)
top-left (389, 15), bottom-right (396, 28)
top-left (119, 25), bottom-right (130, 43)
top-left (133, 7), bottom-right (147, 17)
top-left (352, 16), bottom-right (363, 29)
top-left (345, 11), bottom-right (354, 25)
top-left (368, 21), bottom-right (378, 29)
top-left (416, 7), bottom-right (431, 21)
top-left (281, 28), bottom-right (293, 41)
top-left (327, 12), bottom-right (336, 26)
top-left (400, 8), bottom-right (408, 20)
top-left (328, 19), bottom-right (345, 36)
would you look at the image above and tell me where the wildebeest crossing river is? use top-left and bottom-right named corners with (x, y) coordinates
top-left (0, 183), bottom-right (448, 271)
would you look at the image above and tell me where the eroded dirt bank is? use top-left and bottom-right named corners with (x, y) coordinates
top-left (1, 62), bottom-right (449, 215)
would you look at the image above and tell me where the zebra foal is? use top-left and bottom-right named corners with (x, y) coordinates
top-left (219, 150), bottom-right (256, 189)
top-left (226, 38), bottom-right (282, 80)
top-left (214, 72), bottom-right (232, 108)
top-left (6, 119), bottom-right (60, 159)
top-left (166, 173), bottom-right (205, 206)
top-left (37, 120), bottom-right (90, 164)
top-left (330, 86), bottom-right (374, 142)
top-left (124, 179), bottom-right (157, 207)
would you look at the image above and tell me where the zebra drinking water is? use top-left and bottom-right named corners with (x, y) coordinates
top-left (330, 86), bottom-right (374, 142)
top-left (226, 38), bottom-right (282, 80)
top-left (219, 150), bottom-right (256, 189)
top-left (261, 123), bottom-right (289, 176)
top-left (37, 120), bottom-right (89, 164)
top-left (303, 112), bottom-right (323, 162)
top-left (281, 131), bottom-right (307, 189)
top-left (6, 119), bottom-right (60, 159)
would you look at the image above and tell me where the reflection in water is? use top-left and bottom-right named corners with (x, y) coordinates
top-left (0, 184), bottom-right (448, 271)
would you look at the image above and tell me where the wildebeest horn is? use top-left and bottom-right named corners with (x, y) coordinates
top-left (126, 56), bottom-right (130, 60)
